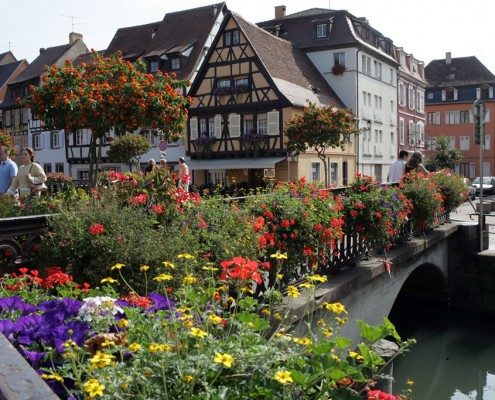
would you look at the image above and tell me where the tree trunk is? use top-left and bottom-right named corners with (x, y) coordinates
top-left (318, 149), bottom-right (328, 188)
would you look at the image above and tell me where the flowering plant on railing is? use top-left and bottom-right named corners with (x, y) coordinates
top-left (343, 174), bottom-right (412, 250)
top-left (191, 134), bottom-right (217, 147)
top-left (429, 170), bottom-right (467, 214)
top-left (0, 256), bottom-right (414, 400)
top-left (240, 129), bottom-right (269, 144)
top-left (401, 171), bottom-right (443, 232)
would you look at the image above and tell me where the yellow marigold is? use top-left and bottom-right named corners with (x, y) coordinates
top-left (177, 253), bottom-right (195, 259)
top-left (149, 343), bottom-right (173, 353)
top-left (299, 282), bottom-right (315, 289)
top-left (140, 265), bottom-right (150, 272)
top-left (100, 277), bottom-right (118, 284)
top-left (322, 328), bottom-right (333, 338)
top-left (111, 263), bottom-right (125, 270)
top-left (261, 308), bottom-right (271, 316)
top-left (213, 352), bottom-right (234, 368)
top-left (153, 273), bottom-right (173, 282)
top-left (128, 343), bottom-right (141, 352)
top-left (293, 337), bottom-right (312, 346)
top-left (323, 302), bottom-right (348, 315)
top-left (274, 370), bottom-right (293, 385)
top-left (180, 314), bottom-right (193, 321)
top-left (118, 319), bottom-right (129, 328)
top-left (189, 327), bottom-right (208, 339)
top-left (101, 340), bottom-right (114, 348)
top-left (183, 274), bottom-right (197, 285)
top-left (277, 273), bottom-right (284, 280)
top-left (41, 373), bottom-right (64, 383)
top-left (287, 285), bottom-right (300, 298)
top-left (183, 375), bottom-right (194, 383)
top-left (307, 274), bottom-right (328, 283)
top-left (202, 265), bottom-right (218, 271)
top-left (90, 351), bottom-right (116, 369)
top-left (273, 312), bottom-right (282, 320)
top-left (183, 320), bottom-right (194, 328)
top-left (83, 378), bottom-right (105, 398)
top-left (208, 315), bottom-right (223, 325)
top-left (162, 261), bottom-right (175, 269)
top-left (270, 252), bottom-right (288, 260)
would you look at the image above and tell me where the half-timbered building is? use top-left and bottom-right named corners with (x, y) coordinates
top-left (187, 11), bottom-right (356, 188)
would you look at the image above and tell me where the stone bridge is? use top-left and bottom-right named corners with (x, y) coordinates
top-left (289, 221), bottom-right (490, 342)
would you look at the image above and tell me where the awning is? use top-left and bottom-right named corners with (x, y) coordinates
top-left (188, 157), bottom-right (286, 171)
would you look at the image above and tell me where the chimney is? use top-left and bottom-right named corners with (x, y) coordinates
top-left (275, 5), bottom-right (286, 19)
top-left (446, 52), bottom-right (452, 65)
top-left (39, 48), bottom-right (46, 54)
top-left (69, 32), bottom-right (83, 45)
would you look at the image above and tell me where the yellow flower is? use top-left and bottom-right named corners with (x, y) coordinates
top-left (41, 373), bottom-right (64, 383)
top-left (307, 274), bottom-right (328, 283)
top-left (183, 320), bottom-right (194, 328)
top-left (240, 287), bottom-right (254, 294)
top-left (128, 343), bottom-right (141, 352)
top-left (83, 378), bottom-right (105, 398)
top-left (162, 261), bottom-right (175, 269)
top-left (213, 352), bottom-right (234, 368)
top-left (177, 253), bottom-right (195, 259)
top-left (63, 339), bottom-right (78, 349)
top-left (217, 285), bottom-right (228, 292)
top-left (202, 265), bottom-right (218, 272)
top-left (180, 314), bottom-right (193, 321)
top-left (323, 302), bottom-right (348, 315)
top-left (287, 285), bottom-right (300, 298)
top-left (208, 315), bottom-right (223, 325)
top-left (273, 312), bottom-right (282, 320)
top-left (189, 327), bottom-right (208, 339)
top-left (183, 274), bottom-right (197, 285)
top-left (270, 252), bottom-right (288, 260)
top-left (183, 375), bottom-right (194, 383)
top-left (101, 340), bottom-right (114, 348)
top-left (299, 282), bottom-right (314, 289)
top-left (336, 317), bottom-right (348, 325)
top-left (111, 263), bottom-right (125, 270)
top-left (293, 337), bottom-right (312, 346)
top-left (322, 328), bottom-right (333, 337)
top-left (277, 273), bottom-right (284, 280)
top-left (261, 308), bottom-right (271, 316)
top-left (274, 370), bottom-right (293, 385)
top-left (100, 277), bottom-right (118, 284)
top-left (316, 318), bottom-right (327, 327)
top-left (153, 273), bottom-right (173, 282)
top-left (406, 379), bottom-right (415, 388)
top-left (118, 319), bottom-right (129, 328)
top-left (149, 343), bottom-right (173, 353)
top-left (140, 265), bottom-right (150, 272)
top-left (349, 350), bottom-right (364, 360)
top-left (90, 351), bottom-right (116, 369)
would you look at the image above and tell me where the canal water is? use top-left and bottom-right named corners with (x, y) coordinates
top-left (390, 296), bottom-right (495, 399)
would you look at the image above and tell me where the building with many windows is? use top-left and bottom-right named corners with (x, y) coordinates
top-left (258, 7), bottom-right (399, 182)
top-left (425, 52), bottom-right (495, 178)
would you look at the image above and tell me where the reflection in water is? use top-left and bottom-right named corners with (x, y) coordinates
top-left (390, 297), bottom-right (495, 400)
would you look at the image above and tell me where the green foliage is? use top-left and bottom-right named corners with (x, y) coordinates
top-left (0, 130), bottom-right (14, 149)
top-left (429, 170), bottom-right (467, 213)
top-left (432, 136), bottom-right (463, 170)
top-left (107, 134), bottom-right (151, 170)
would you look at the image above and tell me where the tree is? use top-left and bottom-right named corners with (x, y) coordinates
top-left (285, 102), bottom-right (358, 187)
top-left (25, 51), bottom-right (190, 186)
top-left (432, 135), bottom-right (463, 170)
top-left (107, 134), bottom-right (151, 171)
top-left (0, 130), bottom-right (14, 149)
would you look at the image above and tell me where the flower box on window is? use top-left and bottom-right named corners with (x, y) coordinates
top-left (332, 64), bottom-right (346, 75)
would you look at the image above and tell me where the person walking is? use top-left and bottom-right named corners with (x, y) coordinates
top-left (405, 151), bottom-right (428, 174)
top-left (178, 157), bottom-right (190, 192)
top-left (387, 150), bottom-right (409, 183)
top-left (145, 159), bottom-right (157, 173)
top-left (0, 146), bottom-right (18, 194)
top-left (6, 147), bottom-right (47, 198)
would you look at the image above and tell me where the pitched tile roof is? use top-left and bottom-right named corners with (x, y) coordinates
top-left (233, 12), bottom-right (343, 108)
top-left (73, 50), bottom-right (105, 66)
top-left (0, 60), bottom-right (25, 90)
top-left (0, 51), bottom-right (16, 65)
top-left (105, 21), bottom-right (161, 60)
top-left (425, 56), bottom-right (495, 88)
top-left (143, 3), bottom-right (226, 80)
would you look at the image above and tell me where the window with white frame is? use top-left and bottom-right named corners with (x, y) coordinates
top-left (448, 136), bottom-right (455, 150)
top-left (171, 58), bottom-right (180, 70)
top-left (55, 163), bottom-right (64, 174)
top-left (232, 30), bottom-right (240, 45)
top-left (146, 130), bottom-right (157, 146)
top-left (329, 163), bottom-right (338, 185)
top-left (408, 86), bottom-right (415, 110)
top-left (375, 61), bottom-right (382, 79)
top-left (257, 114), bottom-right (267, 134)
top-left (51, 131), bottom-right (60, 148)
top-left (417, 90), bottom-right (424, 113)
top-left (427, 137), bottom-right (437, 151)
top-left (460, 110), bottom-right (470, 124)
top-left (150, 60), bottom-right (159, 73)
top-left (207, 170), bottom-right (226, 185)
top-left (43, 163), bottom-right (52, 174)
top-left (366, 57), bottom-right (371, 75)
top-left (311, 162), bottom-right (321, 181)
top-left (427, 92), bottom-right (434, 100)
top-left (460, 136), bottom-right (470, 150)
top-left (316, 24), bottom-right (328, 38)
top-left (34, 134), bottom-right (42, 149)
top-left (224, 31), bottom-right (232, 46)
top-left (389, 68), bottom-right (394, 85)
top-left (399, 118), bottom-right (405, 145)
top-left (484, 135), bottom-right (491, 150)
top-left (243, 115), bottom-right (254, 134)
top-left (334, 52), bottom-right (345, 67)
top-left (217, 78), bottom-right (231, 88)
top-left (408, 121), bottom-right (415, 144)
top-left (399, 83), bottom-right (405, 106)
top-left (361, 54), bottom-right (366, 73)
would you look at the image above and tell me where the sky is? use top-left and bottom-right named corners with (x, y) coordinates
top-left (1, 0), bottom-right (494, 73)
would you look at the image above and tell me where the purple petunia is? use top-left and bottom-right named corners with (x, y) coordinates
top-left (147, 292), bottom-right (175, 313)
top-left (0, 296), bottom-right (38, 315)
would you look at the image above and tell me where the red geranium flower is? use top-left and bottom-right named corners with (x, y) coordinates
top-left (89, 223), bottom-right (105, 236)
top-left (220, 256), bottom-right (262, 284)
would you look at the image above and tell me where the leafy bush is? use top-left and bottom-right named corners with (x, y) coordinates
top-left (429, 170), bottom-right (467, 214)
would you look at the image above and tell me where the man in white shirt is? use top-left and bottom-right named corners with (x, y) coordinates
top-left (387, 150), bottom-right (409, 183)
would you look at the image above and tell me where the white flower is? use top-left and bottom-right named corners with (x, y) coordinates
top-left (78, 296), bottom-right (124, 321)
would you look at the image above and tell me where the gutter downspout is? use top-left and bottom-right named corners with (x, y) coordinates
top-left (356, 48), bottom-right (362, 174)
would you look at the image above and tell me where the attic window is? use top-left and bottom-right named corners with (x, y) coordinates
top-left (232, 30), bottom-right (240, 45)
top-left (171, 58), bottom-right (180, 70)
top-left (316, 24), bottom-right (328, 38)
top-left (446, 73), bottom-right (455, 80)
top-left (150, 60), bottom-right (159, 73)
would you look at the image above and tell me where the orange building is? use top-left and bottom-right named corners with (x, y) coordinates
top-left (425, 52), bottom-right (495, 178)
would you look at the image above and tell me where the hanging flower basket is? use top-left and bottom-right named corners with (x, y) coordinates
top-left (332, 64), bottom-right (346, 75)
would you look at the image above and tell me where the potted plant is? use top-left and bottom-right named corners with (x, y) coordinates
top-left (332, 63), bottom-right (346, 75)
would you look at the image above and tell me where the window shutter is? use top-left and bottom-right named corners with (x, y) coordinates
top-left (435, 112), bottom-right (441, 125)
top-left (485, 135), bottom-right (491, 150)
top-left (214, 115), bottom-right (222, 137)
top-left (469, 110), bottom-right (474, 123)
top-left (228, 113), bottom-right (240, 137)
top-left (476, 88), bottom-right (481, 99)
top-left (267, 110), bottom-right (279, 135)
top-left (441, 90), bottom-right (446, 101)
top-left (485, 109), bottom-right (490, 123)
top-left (453, 89), bottom-right (458, 100)
top-left (490, 87), bottom-right (494, 98)
top-left (189, 117), bottom-right (198, 140)
top-left (445, 111), bottom-right (449, 124)
top-left (40, 133), bottom-right (46, 149)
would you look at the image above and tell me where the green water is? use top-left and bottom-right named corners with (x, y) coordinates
top-left (390, 299), bottom-right (495, 399)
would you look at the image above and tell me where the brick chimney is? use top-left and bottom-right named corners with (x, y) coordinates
top-left (445, 52), bottom-right (452, 65)
top-left (275, 5), bottom-right (286, 19)
top-left (69, 32), bottom-right (83, 45)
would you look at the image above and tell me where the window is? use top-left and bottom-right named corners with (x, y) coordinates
top-left (481, 87), bottom-right (490, 99)
top-left (445, 88), bottom-right (455, 100)
top-left (417, 90), bottom-right (424, 113)
top-left (334, 52), bottom-right (345, 67)
top-left (209, 119), bottom-right (215, 136)
top-left (374, 61), bottom-right (382, 79)
top-left (427, 92), bottom-right (434, 100)
top-left (366, 57), bottom-right (371, 75)
top-left (408, 86), bottom-right (415, 109)
top-left (361, 54), bottom-right (366, 73)
top-left (311, 162), bottom-right (321, 181)
top-left (389, 68), bottom-right (394, 85)
top-left (43, 163), bottom-right (52, 174)
top-left (234, 77), bottom-right (249, 87)
top-left (51, 131), bottom-right (60, 148)
top-left (460, 136), bottom-right (470, 150)
top-left (199, 118), bottom-right (207, 136)
top-left (207, 170), bottom-right (226, 185)
top-left (150, 60), bottom-right (159, 73)
top-left (243, 114), bottom-right (254, 134)
top-left (399, 83), bottom-right (405, 106)
top-left (75, 130), bottom-right (84, 145)
top-left (224, 32), bottom-right (232, 46)
top-left (34, 134), bottom-right (42, 149)
top-left (316, 24), bottom-right (328, 38)
top-left (217, 78), bottom-right (231, 88)
top-left (171, 58), bottom-right (180, 70)
top-left (484, 135), bottom-right (491, 150)
top-left (77, 171), bottom-right (89, 180)
top-left (55, 163), bottom-right (64, 174)
top-left (329, 163), bottom-right (338, 185)
top-left (362, 91), bottom-right (368, 106)
top-left (5, 110), bottom-right (11, 126)
top-left (232, 30), bottom-right (240, 45)
top-left (460, 110), bottom-right (470, 124)
top-left (427, 137), bottom-right (437, 150)
top-left (257, 114), bottom-right (267, 134)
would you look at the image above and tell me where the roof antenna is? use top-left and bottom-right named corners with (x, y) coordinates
top-left (61, 14), bottom-right (86, 31)
top-left (329, 0), bottom-right (331, 9)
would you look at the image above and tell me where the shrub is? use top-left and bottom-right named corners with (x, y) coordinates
top-left (429, 170), bottom-right (467, 214)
